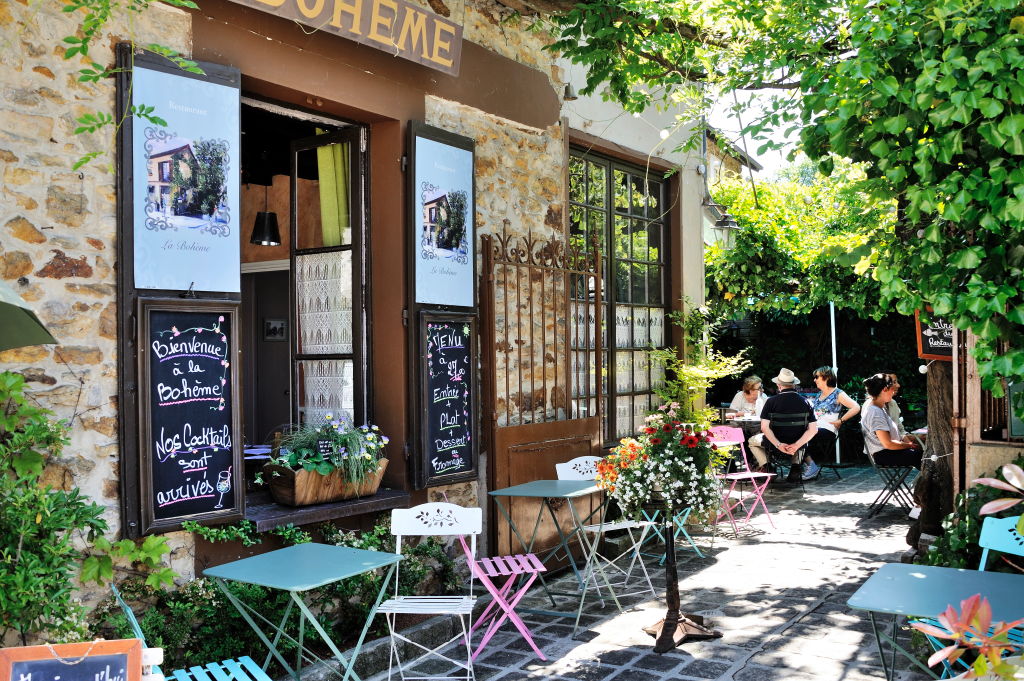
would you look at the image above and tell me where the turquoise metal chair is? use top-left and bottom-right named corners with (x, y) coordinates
top-left (112, 584), bottom-right (273, 681)
top-left (918, 515), bottom-right (1024, 677)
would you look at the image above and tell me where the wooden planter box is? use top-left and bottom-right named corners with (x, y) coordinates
top-left (264, 458), bottom-right (388, 506)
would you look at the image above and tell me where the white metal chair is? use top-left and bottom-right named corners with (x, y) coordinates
top-left (556, 455), bottom-right (657, 637)
top-left (379, 503), bottom-right (482, 681)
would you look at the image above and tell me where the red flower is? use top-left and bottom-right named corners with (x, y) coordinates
top-left (650, 437), bottom-right (662, 445)
top-left (687, 441), bottom-right (697, 448)
top-left (711, 444), bottom-right (718, 450)
top-left (662, 424), bottom-right (673, 432)
top-left (643, 427), bottom-right (656, 434)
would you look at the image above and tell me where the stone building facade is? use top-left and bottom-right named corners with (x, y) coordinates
top-left (1, 0), bottom-right (706, 628)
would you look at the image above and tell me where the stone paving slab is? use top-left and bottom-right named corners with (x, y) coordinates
top-left (363, 467), bottom-right (937, 681)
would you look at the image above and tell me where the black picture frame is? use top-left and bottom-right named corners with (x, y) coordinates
top-left (416, 310), bottom-right (479, 487)
top-left (406, 121), bottom-right (476, 311)
top-left (263, 318), bottom-right (287, 341)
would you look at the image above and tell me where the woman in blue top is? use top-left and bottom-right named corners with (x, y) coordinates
top-left (803, 366), bottom-right (861, 479)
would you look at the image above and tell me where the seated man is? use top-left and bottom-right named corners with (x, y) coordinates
top-left (760, 368), bottom-right (818, 482)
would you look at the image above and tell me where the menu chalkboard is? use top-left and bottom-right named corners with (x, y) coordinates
top-left (419, 312), bottom-right (477, 485)
top-left (0, 639), bottom-right (142, 681)
top-left (138, 299), bottom-right (243, 533)
top-left (915, 309), bottom-right (954, 361)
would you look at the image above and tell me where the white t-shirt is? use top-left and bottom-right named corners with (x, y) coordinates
top-left (729, 391), bottom-right (766, 417)
top-left (861, 403), bottom-right (902, 455)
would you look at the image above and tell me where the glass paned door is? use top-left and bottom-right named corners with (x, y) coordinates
top-left (290, 128), bottom-right (367, 428)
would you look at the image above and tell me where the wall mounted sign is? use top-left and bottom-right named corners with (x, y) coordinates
top-left (0, 639), bottom-right (142, 681)
top-left (915, 309), bottom-right (954, 361)
top-left (408, 122), bottom-right (475, 309)
top-left (418, 311), bottom-right (477, 486)
top-left (225, 0), bottom-right (463, 76)
top-left (131, 63), bottom-right (240, 293)
top-left (137, 299), bottom-right (243, 534)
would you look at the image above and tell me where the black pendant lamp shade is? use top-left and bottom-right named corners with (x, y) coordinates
top-left (250, 184), bottom-right (281, 246)
top-left (250, 211), bottom-right (281, 246)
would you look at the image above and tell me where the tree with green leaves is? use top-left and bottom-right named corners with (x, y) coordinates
top-left (548, 0), bottom-right (1024, 402)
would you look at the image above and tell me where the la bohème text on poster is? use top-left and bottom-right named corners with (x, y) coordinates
top-left (132, 66), bottom-right (240, 293)
top-left (414, 137), bottom-right (473, 307)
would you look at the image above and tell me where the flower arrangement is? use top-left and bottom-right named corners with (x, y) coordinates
top-left (270, 413), bottom-right (389, 484)
top-left (596, 403), bottom-right (724, 518)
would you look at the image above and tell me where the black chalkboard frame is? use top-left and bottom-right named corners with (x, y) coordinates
top-left (416, 310), bottom-right (479, 488)
top-left (0, 638), bottom-right (142, 681)
top-left (915, 308), bottom-right (954, 362)
top-left (137, 298), bottom-right (244, 535)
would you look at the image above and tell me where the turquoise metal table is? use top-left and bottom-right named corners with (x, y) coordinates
top-left (204, 543), bottom-right (402, 681)
top-left (489, 479), bottom-right (620, 619)
top-left (848, 563), bottom-right (1024, 680)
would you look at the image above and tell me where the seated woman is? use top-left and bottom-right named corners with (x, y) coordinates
top-left (727, 375), bottom-right (766, 418)
top-left (861, 373), bottom-right (924, 468)
top-left (803, 366), bottom-right (861, 480)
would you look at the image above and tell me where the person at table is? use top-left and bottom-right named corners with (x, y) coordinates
top-left (761, 368), bottom-right (818, 482)
top-left (861, 373), bottom-right (923, 467)
top-left (862, 371), bottom-right (907, 440)
top-left (726, 375), bottom-right (766, 419)
top-left (802, 366), bottom-right (861, 480)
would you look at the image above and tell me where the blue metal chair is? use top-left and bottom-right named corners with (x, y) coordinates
top-left (918, 515), bottom-right (1024, 677)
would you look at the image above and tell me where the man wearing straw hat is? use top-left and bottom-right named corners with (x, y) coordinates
top-left (760, 368), bottom-right (818, 483)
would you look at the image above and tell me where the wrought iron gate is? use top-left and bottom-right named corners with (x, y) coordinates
top-left (481, 225), bottom-right (604, 556)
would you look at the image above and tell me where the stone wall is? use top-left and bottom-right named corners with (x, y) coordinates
top-left (1, 2), bottom-right (197, 624)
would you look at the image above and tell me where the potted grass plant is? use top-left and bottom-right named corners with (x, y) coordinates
top-left (262, 413), bottom-right (389, 506)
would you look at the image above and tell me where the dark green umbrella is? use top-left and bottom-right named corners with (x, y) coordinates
top-left (0, 280), bottom-right (57, 351)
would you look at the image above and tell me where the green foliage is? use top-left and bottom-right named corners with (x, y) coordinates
top-left (925, 454), bottom-right (1024, 570)
top-left (272, 417), bottom-right (388, 482)
top-left (651, 303), bottom-right (750, 424)
top-left (707, 158), bottom-right (895, 316)
top-left (546, 0), bottom-right (1024, 406)
top-left (171, 139), bottom-right (229, 216)
top-left (181, 519), bottom-right (312, 547)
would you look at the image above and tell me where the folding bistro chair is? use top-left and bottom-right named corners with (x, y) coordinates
top-left (111, 584), bottom-right (273, 681)
top-left (915, 515), bottom-right (1024, 677)
top-left (458, 537), bottom-right (547, 661)
top-left (709, 425), bottom-right (776, 533)
top-left (864, 446), bottom-right (915, 517)
top-left (556, 455), bottom-right (657, 637)
top-left (379, 503), bottom-right (481, 681)
top-left (763, 411), bottom-right (812, 489)
top-left (640, 506), bottom-right (703, 561)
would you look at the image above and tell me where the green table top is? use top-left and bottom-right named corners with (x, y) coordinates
top-left (489, 479), bottom-right (600, 499)
top-left (204, 543), bottom-right (402, 591)
top-left (848, 562), bottom-right (1024, 620)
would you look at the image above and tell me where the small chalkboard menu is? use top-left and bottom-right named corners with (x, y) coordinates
top-left (0, 639), bottom-right (142, 681)
top-left (418, 311), bottom-right (477, 486)
top-left (915, 309), bottom-right (954, 361)
top-left (138, 299), bottom-right (243, 534)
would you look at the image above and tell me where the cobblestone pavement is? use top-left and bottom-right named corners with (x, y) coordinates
top-left (370, 466), bottom-right (936, 681)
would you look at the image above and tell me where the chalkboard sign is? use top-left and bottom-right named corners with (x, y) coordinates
top-left (138, 299), bottom-right (243, 534)
top-left (419, 311), bottom-right (477, 485)
top-left (915, 309), bottom-right (954, 361)
top-left (0, 639), bottom-right (142, 681)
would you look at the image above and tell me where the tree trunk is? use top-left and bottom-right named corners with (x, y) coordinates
top-left (910, 361), bottom-right (954, 544)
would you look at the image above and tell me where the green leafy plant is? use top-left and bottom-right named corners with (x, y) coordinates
top-left (269, 415), bottom-right (389, 483)
top-left (181, 519), bottom-right (312, 547)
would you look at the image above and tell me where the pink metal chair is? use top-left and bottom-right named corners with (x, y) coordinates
top-left (709, 425), bottom-right (776, 533)
top-left (458, 536), bottom-right (548, 661)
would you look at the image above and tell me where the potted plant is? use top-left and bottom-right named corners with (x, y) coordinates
top-left (262, 413), bottom-right (389, 506)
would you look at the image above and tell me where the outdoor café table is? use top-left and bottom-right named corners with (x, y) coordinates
top-left (489, 479), bottom-right (621, 618)
top-left (847, 562), bottom-right (1024, 681)
top-left (204, 543), bottom-right (402, 681)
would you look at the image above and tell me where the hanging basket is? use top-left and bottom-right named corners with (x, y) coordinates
top-left (264, 458), bottom-right (388, 506)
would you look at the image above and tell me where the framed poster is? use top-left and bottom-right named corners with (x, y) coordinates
top-left (915, 309), bottom-right (954, 361)
top-left (131, 62), bottom-right (241, 293)
top-left (0, 639), bottom-right (142, 681)
top-left (417, 311), bottom-right (478, 486)
top-left (137, 298), bottom-right (243, 534)
top-left (408, 122), bottom-right (475, 309)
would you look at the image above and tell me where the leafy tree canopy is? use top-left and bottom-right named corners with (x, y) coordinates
top-left (706, 158), bottom-right (895, 316)
top-left (548, 0), bottom-right (1024, 395)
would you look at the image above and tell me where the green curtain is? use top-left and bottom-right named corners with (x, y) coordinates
top-left (315, 130), bottom-right (350, 247)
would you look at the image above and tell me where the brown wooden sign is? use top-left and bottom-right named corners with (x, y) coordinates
top-left (0, 639), bottom-right (142, 681)
top-left (226, 0), bottom-right (463, 75)
top-left (915, 309), bottom-right (954, 361)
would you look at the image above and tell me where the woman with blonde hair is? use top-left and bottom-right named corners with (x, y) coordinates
top-left (727, 375), bottom-right (766, 418)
